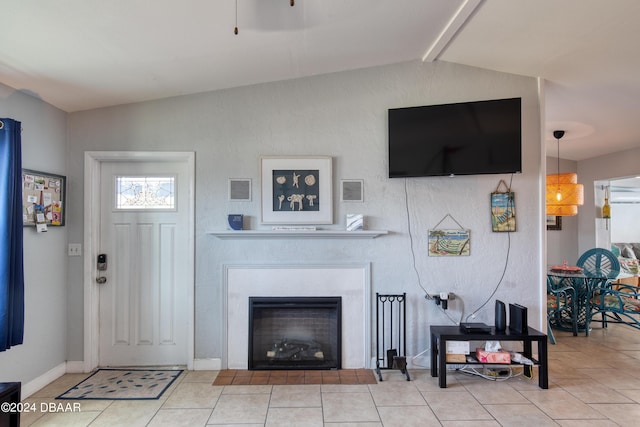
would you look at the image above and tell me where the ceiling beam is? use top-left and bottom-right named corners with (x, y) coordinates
top-left (422, 0), bottom-right (483, 62)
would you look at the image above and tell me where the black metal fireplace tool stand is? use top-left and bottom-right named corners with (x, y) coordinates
top-left (375, 293), bottom-right (410, 381)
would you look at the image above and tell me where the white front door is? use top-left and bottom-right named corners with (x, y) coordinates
top-left (97, 159), bottom-right (191, 366)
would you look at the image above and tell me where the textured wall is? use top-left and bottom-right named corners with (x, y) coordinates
top-left (67, 60), bottom-right (543, 365)
top-left (0, 83), bottom-right (68, 385)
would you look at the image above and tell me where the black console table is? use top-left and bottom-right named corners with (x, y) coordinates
top-left (430, 325), bottom-right (548, 389)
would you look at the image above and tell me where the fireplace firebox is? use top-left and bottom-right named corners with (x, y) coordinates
top-left (249, 297), bottom-right (342, 370)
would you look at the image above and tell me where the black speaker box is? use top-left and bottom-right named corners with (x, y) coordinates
top-left (509, 303), bottom-right (528, 334)
top-left (495, 300), bottom-right (506, 331)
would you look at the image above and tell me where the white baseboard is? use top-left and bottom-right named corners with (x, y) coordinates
top-left (65, 361), bottom-right (87, 373)
top-left (21, 362), bottom-right (67, 399)
top-left (193, 358), bottom-right (221, 371)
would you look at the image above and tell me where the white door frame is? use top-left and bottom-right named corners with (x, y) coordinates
top-left (83, 151), bottom-right (195, 372)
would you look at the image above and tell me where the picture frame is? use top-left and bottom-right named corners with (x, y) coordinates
top-left (341, 179), bottom-right (364, 202)
top-left (546, 215), bottom-right (562, 231)
top-left (260, 156), bottom-right (333, 224)
top-left (428, 229), bottom-right (471, 257)
top-left (228, 178), bottom-right (252, 201)
top-left (22, 168), bottom-right (66, 226)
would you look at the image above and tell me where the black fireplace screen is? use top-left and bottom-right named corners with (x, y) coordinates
top-left (249, 297), bottom-right (342, 370)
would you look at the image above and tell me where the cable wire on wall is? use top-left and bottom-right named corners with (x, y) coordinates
top-left (403, 178), bottom-right (460, 326)
top-left (464, 173), bottom-right (515, 322)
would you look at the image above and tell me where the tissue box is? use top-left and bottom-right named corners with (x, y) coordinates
top-left (475, 348), bottom-right (511, 364)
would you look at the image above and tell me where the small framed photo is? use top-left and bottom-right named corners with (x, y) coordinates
top-left (341, 179), bottom-right (364, 202)
top-left (260, 156), bottom-right (333, 224)
top-left (229, 178), bottom-right (251, 201)
top-left (546, 215), bottom-right (562, 231)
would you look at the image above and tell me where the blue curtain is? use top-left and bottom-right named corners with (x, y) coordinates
top-left (0, 118), bottom-right (24, 352)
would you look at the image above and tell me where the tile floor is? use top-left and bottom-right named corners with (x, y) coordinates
top-left (19, 323), bottom-right (640, 426)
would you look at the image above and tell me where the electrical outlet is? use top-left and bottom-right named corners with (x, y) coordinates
top-left (68, 243), bottom-right (82, 256)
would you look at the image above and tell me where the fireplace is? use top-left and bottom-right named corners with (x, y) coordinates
top-left (225, 265), bottom-right (369, 369)
top-left (249, 297), bottom-right (342, 370)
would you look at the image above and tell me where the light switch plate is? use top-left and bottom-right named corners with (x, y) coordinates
top-left (68, 243), bottom-right (82, 256)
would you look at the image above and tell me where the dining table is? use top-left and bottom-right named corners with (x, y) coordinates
top-left (547, 266), bottom-right (609, 334)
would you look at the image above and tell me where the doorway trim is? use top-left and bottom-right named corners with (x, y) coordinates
top-left (83, 151), bottom-right (195, 372)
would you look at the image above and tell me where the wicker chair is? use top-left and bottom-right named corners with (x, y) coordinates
top-left (575, 248), bottom-right (640, 334)
top-left (547, 275), bottom-right (577, 344)
top-left (577, 248), bottom-right (620, 281)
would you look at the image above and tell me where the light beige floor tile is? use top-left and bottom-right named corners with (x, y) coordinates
top-left (270, 384), bottom-right (321, 407)
top-left (412, 375), bottom-right (468, 392)
top-left (552, 378), bottom-right (634, 404)
top-left (421, 391), bottom-right (492, 421)
top-left (207, 393), bottom-right (270, 424)
top-left (440, 421), bottom-right (501, 427)
top-left (321, 391), bottom-right (380, 423)
top-left (483, 404), bottom-right (557, 426)
top-left (162, 382), bottom-right (222, 408)
top-left (30, 411), bottom-right (101, 426)
top-left (265, 407), bottom-right (323, 427)
top-left (618, 389), bottom-right (640, 403)
top-left (555, 420), bottom-right (620, 426)
top-left (589, 403), bottom-right (640, 426)
top-left (22, 396), bottom-right (112, 413)
top-left (576, 368), bottom-right (640, 389)
top-left (29, 373), bottom-right (90, 398)
top-left (321, 384), bottom-right (370, 393)
top-left (368, 381), bottom-right (426, 406)
top-left (148, 408), bottom-right (212, 426)
top-left (16, 324), bottom-right (640, 426)
top-left (88, 400), bottom-right (164, 427)
top-left (377, 405), bottom-right (440, 426)
top-left (520, 389), bottom-right (607, 420)
top-left (220, 384), bottom-right (272, 394)
top-left (182, 370), bottom-right (220, 383)
top-left (320, 423), bottom-right (381, 427)
top-left (463, 381), bottom-right (529, 404)
top-left (204, 424), bottom-right (263, 427)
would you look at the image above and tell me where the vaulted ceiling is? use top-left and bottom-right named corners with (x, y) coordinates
top-left (2, 0), bottom-right (640, 161)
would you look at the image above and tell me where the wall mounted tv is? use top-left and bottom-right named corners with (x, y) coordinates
top-left (388, 97), bottom-right (522, 178)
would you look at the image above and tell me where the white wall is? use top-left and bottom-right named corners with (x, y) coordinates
top-left (0, 84), bottom-right (68, 386)
top-left (578, 147), bottom-right (640, 255)
top-left (611, 204), bottom-right (640, 243)
top-left (67, 60), bottom-right (543, 366)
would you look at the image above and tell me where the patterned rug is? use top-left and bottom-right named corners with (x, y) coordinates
top-left (57, 368), bottom-right (183, 400)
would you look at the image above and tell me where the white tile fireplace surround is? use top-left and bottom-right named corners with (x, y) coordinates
top-left (224, 264), bottom-right (371, 370)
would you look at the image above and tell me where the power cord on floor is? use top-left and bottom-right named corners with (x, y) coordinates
top-left (457, 365), bottom-right (523, 382)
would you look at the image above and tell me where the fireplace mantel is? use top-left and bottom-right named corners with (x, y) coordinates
top-left (224, 264), bottom-right (370, 370)
top-left (210, 230), bottom-right (387, 239)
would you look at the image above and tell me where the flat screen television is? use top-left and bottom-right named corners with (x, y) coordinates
top-left (388, 97), bottom-right (522, 178)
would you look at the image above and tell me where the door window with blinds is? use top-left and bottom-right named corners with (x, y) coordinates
top-left (114, 175), bottom-right (176, 210)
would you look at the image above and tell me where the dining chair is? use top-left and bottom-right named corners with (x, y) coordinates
top-left (546, 275), bottom-right (577, 344)
top-left (576, 248), bottom-right (621, 332)
top-left (576, 248), bottom-right (620, 281)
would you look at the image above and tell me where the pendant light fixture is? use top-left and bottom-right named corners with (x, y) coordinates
top-left (546, 130), bottom-right (584, 216)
